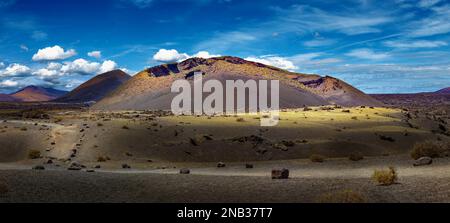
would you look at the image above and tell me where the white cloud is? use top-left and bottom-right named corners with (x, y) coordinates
top-left (0, 63), bottom-right (31, 76)
top-left (384, 40), bottom-right (447, 48)
top-left (191, 51), bottom-right (221, 59)
top-left (33, 68), bottom-right (60, 77)
top-left (418, 0), bottom-right (440, 8)
top-left (0, 80), bottom-right (18, 87)
top-left (153, 49), bottom-right (189, 63)
top-left (0, 62), bottom-right (4, 68)
top-left (346, 48), bottom-right (390, 60)
top-left (99, 60), bottom-right (117, 73)
top-left (87, 51), bottom-right (102, 59)
top-left (61, 59), bottom-right (101, 75)
top-left (47, 62), bottom-right (62, 70)
top-left (64, 79), bottom-right (84, 89)
top-left (194, 31), bottom-right (256, 52)
top-left (272, 5), bottom-right (393, 36)
top-left (20, 44), bottom-right (29, 51)
top-left (245, 56), bottom-right (298, 71)
top-left (409, 5), bottom-right (450, 37)
top-left (122, 0), bottom-right (153, 8)
top-left (32, 45), bottom-right (77, 61)
top-left (59, 59), bottom-right (118, 75)
top-left (153, 49), bottom-right (221, 63)
top-left (303, 39), bottom-right (336, 47)
top-left (31, 31), bottom-right (48, 41)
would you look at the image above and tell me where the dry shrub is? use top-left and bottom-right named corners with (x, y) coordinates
top-left (372, 167), bottom-right (397, 186)
top-left (97, 123), bottom-right (103, 127)
top-left (122, 125), bottom-right (129, 130)
top-left (97, 156), bottom-right (107, 162)
top-left (20, 127), bottom-right (27, 131)
top-left (411, 141), bottom-right (447, 160)
top-left (318, 190), bottom-right (365, 203)
top-left (21, 109), bottom-right (49, 119)
top-left (0, 183), bottom-right (8, 196)
top-left (310, 154), bottom-right (326, 163)
top-left (28, 150), bottom-right (41, 159)
top-left (236, 117), bottom-right (245, 122)
top-left (349, 153), bottom-right (364, 161)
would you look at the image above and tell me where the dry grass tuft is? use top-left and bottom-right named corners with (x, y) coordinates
top-left (236, 117), bottom-right (245, 122)
top-left (97, 156), bottom-right (108, 162)
top-left (411, 141), bottom-right (447, 160)
top-left (372, 167), bottom-right (397, 186)
top-left (310, 154), bottom-right (326, 163)
top-left (28, 150), bottom-right (41, 159)
top-left (349, 153), bottom-right (364, 161)
top-left (0, 183), bottom-right (8, 196)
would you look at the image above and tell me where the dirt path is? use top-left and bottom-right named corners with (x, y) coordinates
top-left (7, 120), bottom-right (80, 159)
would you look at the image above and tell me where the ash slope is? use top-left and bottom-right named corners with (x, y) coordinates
top-left (56, 70), bottom-right (131, 103)
top-left (10, 86), bottom-right (68, 102)
top-left (93, 56), bottom-right (382, 110)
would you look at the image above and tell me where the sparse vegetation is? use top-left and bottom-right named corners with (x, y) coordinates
top-left (318, 190), bottom-right (365, 203)
top-left (28, 150), bottom-right (41, 159)
top-left (122, 125), bottom-right (129, 129)
top-left (97, 156), bottom-right (107, 162)
top-left (20, 127), bottom-right (27, 131)
top-left (372, 167), bottom-right (397, 186)
top-left (0, 183), bottom-right (8, 196)
top-left (379, 135), bottom-right (395, 142)
top-left (349, 153), bottom-right (364, 161)
top-left (97, 122), bottom-right (103, 127)
top-left (236, 117), bottom-right (245, 122)
top-left (411, 141), bottom-right (447, 160)
top-left (310, 154), bottom-right (326, 163)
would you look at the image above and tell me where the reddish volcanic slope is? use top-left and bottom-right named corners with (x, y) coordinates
top-left (10, 86), bottom-right (68, 102)
top-left (0, 94), bottom-right (19, 102)
top-left (93, 56), bottom-right (382, 110)
top-left (436, 87), bottom-right (450, 94)
top-left (56, 69), bottom-right (131, 103)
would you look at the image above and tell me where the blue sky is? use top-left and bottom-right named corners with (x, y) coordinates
top-left (0, 0), bottom-right (449, 93)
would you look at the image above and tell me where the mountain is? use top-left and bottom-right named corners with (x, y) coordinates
top-left (56, 69), bottom-right (131, 103)
top-left (436, 87), bottom-right (450, 94)
top-left (10, 86), bottom-right (68, 102)
top-left (93, 56), bottom-right (381, 111)
top-left (0, 94), bottom-right (18, 102)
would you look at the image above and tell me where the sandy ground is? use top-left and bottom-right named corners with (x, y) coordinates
top-left (0, 107), bottom-right (448, 203)
top-left (1, 155), bottom-right (450, 203)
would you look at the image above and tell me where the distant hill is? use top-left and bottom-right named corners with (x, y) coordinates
top-left (93, 56), bottom-right (382, 110)
top-left (56, 69), bottom-right (131, 103)
top-left (0, 94), bottom-right (19, 102)
top-left (10, 86), bottom-right (68, 102)
top-left (436, 87), bottom-right (450, 94)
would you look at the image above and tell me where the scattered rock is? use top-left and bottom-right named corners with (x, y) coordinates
top-left (272, 168), bottom-right (289, 179)
top-left (273, 143), bottom-right (288, 151)
top-left (68, 166), bottom-right (82, 171)
top-left (413, 157), bottom-right (433, 166)
top-left (86, 169), bottom-right (95, 173)
top-left (32, 165), bottom-right (45, 170)
top-left (122, 164), bottom-right (131, 169)
top-left (94, 165), bottom-right (101, 169)
top-left (281, 140), bottom-right (295, 147)
top-left (217, 162), bottom-right (226, 168)
top-left (179, 168), bottom-right (190, 174)
top-left (46, 159), bottom-right (53, 164)
top-left (245, 164), bottom-right (254, 169)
